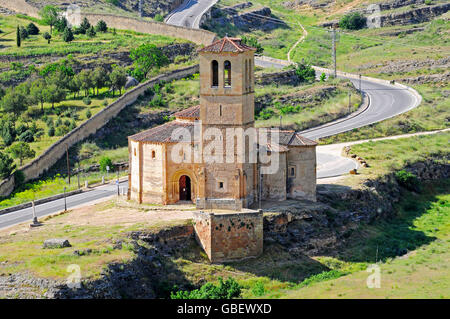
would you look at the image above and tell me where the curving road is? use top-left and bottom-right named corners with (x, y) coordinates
top-left (0, 2), bottom-right (423, 229)
top-left (165, 0), bottom-right (218, 28)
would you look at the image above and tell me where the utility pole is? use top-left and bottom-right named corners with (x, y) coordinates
top-left (138, 0), bottom-right (143, 17)
top-left (348, 92), bottom-right (351, 112)
top-left (66, 144), bottom-right (70, 184)
top-left (76, 162), bottom-right (80, 189)
top-left (359, 74), bottom-right (362, 93)
top-left (331, 27), bottom-right (337, 78)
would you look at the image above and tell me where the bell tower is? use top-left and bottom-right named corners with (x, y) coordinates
top-left (196, 37), bottom-right (257, 210)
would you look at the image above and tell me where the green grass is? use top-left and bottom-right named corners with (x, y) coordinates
top-left (169, 132), bottom-right (449, 298)
top-left (281, 184), bottom-right (450, 299)
top-left (0, 14), bottom-right (185, 57)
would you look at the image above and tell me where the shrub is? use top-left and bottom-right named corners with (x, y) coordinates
top-left (154, 14), bottom-right (164, 22)
top-left (86, 26), bottom-right (96, 38)
top-left (19, 26), bottom-right (29, 40)
top-left (241, 36), bottom-right (264, 54)
top-left (395, 170), bottom-right (419, 191)
top-left (62, 27), bottom-right (74, 42)
top-left (339, 12), bottom-right (366, 30)
top-left (43, 32), bottom-right (52, 44)
top-left (18, 130), bottom-right (34, 143)
top-left (47, 125), bottom-right (55, 136)
top-left (99, 156), bottom-right (113, 172)
top-left (251, 280), bottom-right (266, 297)
top-left (0, 152), bottom-right (15, 179)
top-left (320, 72), bottom-right (326, 82)
top-left (26, 23), bottom-right (39, 35)
top-left (55, 125), bottom-right (70, 136)
top-left (425, 0), bottom-right (432, 4)
top-left (95, 20), bottom-right (108, 33)
top-left (294, 63), bottom-right (316, 83)
top-left (83, 97), bottom-right (92, 105)
top-left (79, 142), bottom-right (100, 160)
top-left (14, 170), bottom-right (25, 186)
top-left (106, 0), bottom-right (119, 5)
top-left (170, 277), bottom-right (241, 299)
top-left (86, 108), bottom-right (92, 119)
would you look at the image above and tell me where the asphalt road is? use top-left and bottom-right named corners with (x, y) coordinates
top-left (0, 181), bottom-right (128, 230)
top-left (0, 5), bottom-right (421, 229)
top-left (165, 0), bottom-right (218, 28)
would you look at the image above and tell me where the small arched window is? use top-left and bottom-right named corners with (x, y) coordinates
top-left (224, 60), bottom-right (231, 87)
top-left (211, 60), bottom-right (218, 87)
top-left (152, 150), bottom-right (156, 159)
top-left (219, 104), bottom-right (222, 117)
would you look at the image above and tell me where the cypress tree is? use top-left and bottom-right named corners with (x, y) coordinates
top-left (16, 26), bottom-right (21, 47)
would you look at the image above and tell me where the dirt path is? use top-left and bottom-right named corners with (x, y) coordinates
top-left (287, 22), bottom-right (308, 62)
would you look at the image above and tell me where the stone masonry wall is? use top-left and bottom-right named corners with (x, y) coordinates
top-left (0, 1), bottom-right (217, 46)
top-left (193, 210), bottom-right (263, 263)
top-left (0, 65), bottom-right (199, 197)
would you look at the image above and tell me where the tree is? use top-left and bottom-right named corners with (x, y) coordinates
top-left (95, 20), bottom-right (107, 33)
top-left (7, 141), bottom-right (36, 166)
top-left (43, 32), bottom-right (52, 44)
top-left (26, 23), bottom-right (39, 35)
top-left (79, 17), bottom-right (91, 34)
top-left (0, 89), bottom-right (28, 118)
top-left (68, 75), bottom-right (81, 98)
top-left (130, 44), bottom-right (169, 81)
top-left (241, 36), bottom-right (264, 54)
top-left (62, 27), bottom-right (74, 42)
top-left (39, 5), bottom-right (59, 35)
top-left (19, 26), bottom-right (29, 40)
top-left (109, 67), bottom-right (127, 96)
top-left (86, 26), bottom-right (96, 38)
top-left (16, 26), bottom-right (21, 47)
top-left (55, 17), bottom-right (68, 33)
top-left (43, 84), bottom-right (66, 109)
top-left (92, 67), bottom-right (108, 96)
top-left (99, 156), bottom-right (113, 172)
top-left (294, 63), bottom-right (316, 83)
top-left (0, 116), bottom-right (16, 146)
top-left (30, 79), bottom-right (47, 112)
top-left (78, 70), bottom-right (93, 96)
top-left (0, 152), bottom-right (15, 179)
top-left (339, 12), bottom-right (366, 30)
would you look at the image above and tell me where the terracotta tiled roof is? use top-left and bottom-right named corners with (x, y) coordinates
top-left (198, 37), bottom-right (256, 53)
top-left (257, 128), bottom-right (318, 147)
top-left (129, 121), bottom-right (194, 143)
top-left (130, 123), bottom-right (317, 147)
top-left (173, 105), bottom-right (200, 120)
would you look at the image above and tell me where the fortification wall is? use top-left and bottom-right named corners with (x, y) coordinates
top-left (0, 1), bottom-right (217, 46)
top-left (0, 65), bottom-right (199, 197)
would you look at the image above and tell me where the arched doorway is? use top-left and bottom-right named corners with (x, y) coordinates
top-left (179, 175), bottom-right (191, 201)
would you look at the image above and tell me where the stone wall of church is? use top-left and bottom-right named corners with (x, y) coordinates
top-left (141, 143), bottom-right (165, 203)
top-left (286, 146), bottom-right (317, 202)
top-left (261, 152), bottom-right (287, 201)
top-left (193, 210), bottom-right (263, 263)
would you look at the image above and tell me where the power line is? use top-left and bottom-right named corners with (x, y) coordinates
top-left (214, 4), bottom-right (434, 49)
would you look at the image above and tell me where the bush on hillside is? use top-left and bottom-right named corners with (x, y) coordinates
top-left (171, 277), bottom-right (241, 299)
top-left (99, 156), bottom-right (113, 172)
top-left (339, 12), bottom-right (366, 30)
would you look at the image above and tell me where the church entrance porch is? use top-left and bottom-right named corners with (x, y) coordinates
top-left (179, 175), bottom-right (191, 201)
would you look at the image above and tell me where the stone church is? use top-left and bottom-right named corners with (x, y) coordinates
top-left (128, 37), bottom-right (317, 210)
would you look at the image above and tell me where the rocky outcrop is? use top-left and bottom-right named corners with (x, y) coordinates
top-left (379, 3), bottom-right (450, 27)
top-left (207, 5), bottom-right (286, 32)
